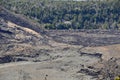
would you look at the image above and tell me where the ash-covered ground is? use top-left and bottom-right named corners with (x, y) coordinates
top-left (0, 7), bottom-right (120, 80)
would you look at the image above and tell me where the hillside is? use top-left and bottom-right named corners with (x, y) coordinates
top-left (0, 6), bottom-right (44, 33)
top-left (0, 17), bottom-right (120, 80)
top-left (0, 1), bottom-right (120, 80)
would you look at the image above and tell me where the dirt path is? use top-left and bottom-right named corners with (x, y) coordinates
top-left (0, 61), bottom-right (34, 69)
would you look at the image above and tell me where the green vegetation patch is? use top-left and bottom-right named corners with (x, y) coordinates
top-left (0, 0), bottom-right (120, 30)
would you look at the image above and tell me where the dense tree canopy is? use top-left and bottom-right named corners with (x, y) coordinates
top-left (0, 0), bottom-right (120, 29)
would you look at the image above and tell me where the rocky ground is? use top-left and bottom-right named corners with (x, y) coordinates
top-left (46, 30), bottom-right (120, 47)
top-left (0, 9), bottom-right (120, 80)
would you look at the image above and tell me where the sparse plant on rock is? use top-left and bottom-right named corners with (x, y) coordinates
top-left (100, 58), bottom-right (120, 80)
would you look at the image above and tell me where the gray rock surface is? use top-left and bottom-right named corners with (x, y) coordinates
top-left (0, 13), bottom-right (120, 80)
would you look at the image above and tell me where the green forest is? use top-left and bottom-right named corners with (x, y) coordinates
top-left (0, 0), bottom-right (120, 29)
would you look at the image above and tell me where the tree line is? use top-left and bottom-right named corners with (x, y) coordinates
top-left (0, 0), bottom-right (120, 29)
